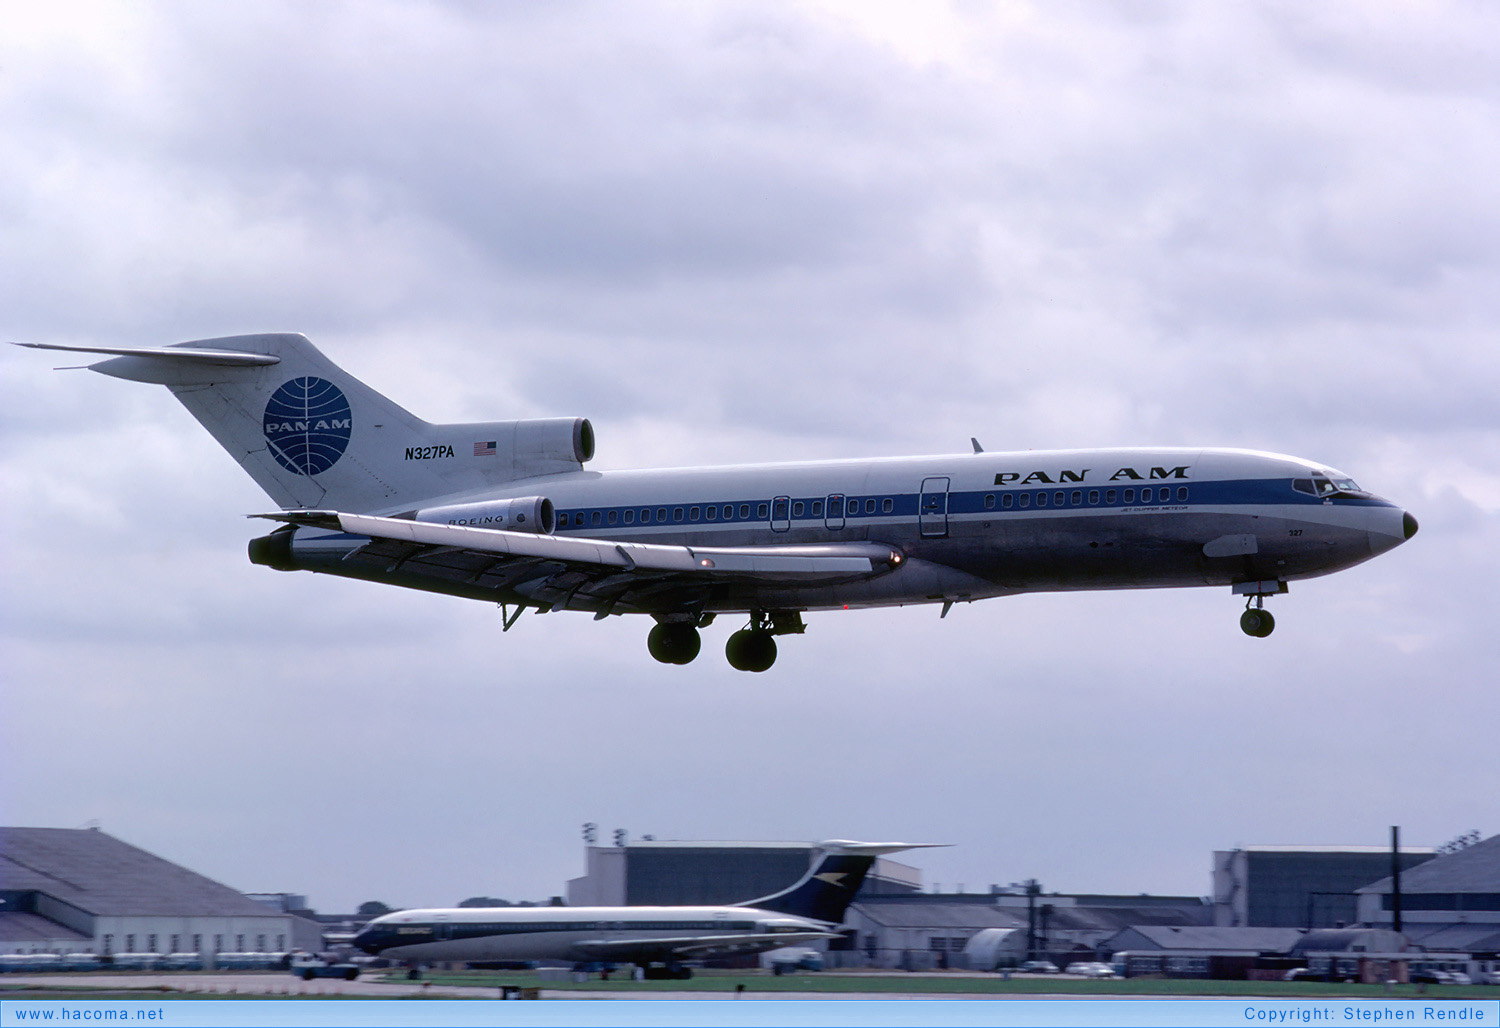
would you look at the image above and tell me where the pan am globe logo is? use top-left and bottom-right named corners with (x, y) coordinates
top-left (263, 377), bottom-right (352, 476)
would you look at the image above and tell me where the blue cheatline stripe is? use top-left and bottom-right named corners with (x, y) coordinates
top-left (551, 480), bottom-right (1390, 533)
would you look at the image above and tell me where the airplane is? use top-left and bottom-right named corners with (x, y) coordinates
top-left (350, 840), bottom-right (936, 979)
top-left (18, 333), bottom-right (1417, 671)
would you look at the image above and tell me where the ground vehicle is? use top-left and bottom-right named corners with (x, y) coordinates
top-left (1020, 960), bottom-right (1060, 974)
top-left (289, 952), bottom-right (359, 981)
top-left (1064, 961), bottom-right (1116, 978)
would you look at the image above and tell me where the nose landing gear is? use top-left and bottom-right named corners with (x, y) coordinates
top-left (1240, 603), bottom-right (1275, 638)
top-left (1234, 580), bottom-right (1286, 638)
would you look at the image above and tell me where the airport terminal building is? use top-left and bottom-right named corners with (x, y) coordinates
top-left (0, 827), bottom-right (319, 957)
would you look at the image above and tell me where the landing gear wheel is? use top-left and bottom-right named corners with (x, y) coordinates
top-left (647, 623), bottom-right (701, 664)
top-left (725, 629), bottom-right (777, 672)
top-left (1240, 608), bottom-right (1275, 637)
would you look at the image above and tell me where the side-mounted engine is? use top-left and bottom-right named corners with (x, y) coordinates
top-left (412, 496), bottom-right (555, 534)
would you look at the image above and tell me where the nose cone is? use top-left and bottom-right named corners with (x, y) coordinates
top-left (1368, 506), bottom-right (1417, 557)
top-left (352, 925), bottom-right (381, 955)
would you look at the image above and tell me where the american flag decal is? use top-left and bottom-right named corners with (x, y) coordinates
top-left (474, 441), bottom-right (497, 457)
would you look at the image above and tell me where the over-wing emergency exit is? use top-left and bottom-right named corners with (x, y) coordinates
top-left (18, 334), bottom-right (1417, 670)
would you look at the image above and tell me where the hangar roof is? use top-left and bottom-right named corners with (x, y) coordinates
top-left (0, 912), bottom-right (92, 945)
top-left (0, 827), bottom-right (283, 919)
top-left (1357, 833), bottom-right (1500, 895)
top-left (1110, 925), bottom-right (1307, 952)
top-left (852, 897), bottom-right (1209, 933)
top-left (853, 902), bottom-right (1026, 931)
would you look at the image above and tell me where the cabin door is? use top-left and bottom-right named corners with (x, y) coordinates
top-left (919, 477), bottom-right (950, 538)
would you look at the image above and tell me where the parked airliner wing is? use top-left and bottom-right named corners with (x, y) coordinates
top-left (253, 510), bottom-right (904, 577)
top-left (572, 930), bottom-right (836, 961)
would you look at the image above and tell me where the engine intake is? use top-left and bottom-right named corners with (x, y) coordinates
top-left (414, 496), bottom-right (555, 534)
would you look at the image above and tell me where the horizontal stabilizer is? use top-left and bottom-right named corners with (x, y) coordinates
top-left (12, 341), bottom-right (280, 366)
top-left (815, 840), bottom-right (951, 857)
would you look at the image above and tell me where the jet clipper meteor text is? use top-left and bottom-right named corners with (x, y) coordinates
top-left (19, 334), bottom-right (1417, 670)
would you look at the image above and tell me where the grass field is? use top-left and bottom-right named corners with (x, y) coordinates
top-left (379, 967), bottom-right (1499, 999)
top-left (2, 970), bottom-right (1494, 1001)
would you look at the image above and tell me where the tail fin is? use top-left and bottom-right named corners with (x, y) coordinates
top-left (738, 840), bottom-right (947, 924)
top-left (19, 334), bottom-right (592, 512)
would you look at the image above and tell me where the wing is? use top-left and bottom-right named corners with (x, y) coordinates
top-left (253, 510), bottom-right (904, 617)
top-left (569, 931), bottom-right (835, 962)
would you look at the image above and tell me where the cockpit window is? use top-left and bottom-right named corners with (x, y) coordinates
top-left (1293, 473), bottom-right (1364, 498)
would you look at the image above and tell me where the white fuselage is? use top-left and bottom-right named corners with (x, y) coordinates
top-left (285, 446), bottom-right (1412, 616)
top-left (353, 905), bottom-right (825, 964)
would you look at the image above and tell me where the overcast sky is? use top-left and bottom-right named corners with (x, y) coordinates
top-left (3, 1), bottom-right (1496, 914)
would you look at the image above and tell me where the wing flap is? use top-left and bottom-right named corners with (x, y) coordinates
top-left (254, 510), bottom-right (902, 578)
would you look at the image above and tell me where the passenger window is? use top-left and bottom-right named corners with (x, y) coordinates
top-left (673, 508), bottom-right (684, 522)
top-left (1159, 487), bottom-right (1170, 502)
top-left (640, 509), bottom-right (651, 524)
top-left (811, 500), bottom-right (823, 517)
top-left (758, 503), bottom-right (769, 519)
top-left (705, 506), bottom-right (716, 520)
top-left (1088, 490), bottom-right (1099, 505)
top-left (1123, 489), bottom-right (1134, 504)
top-left (623, 510), bottom-right (634, 524)
top-left (865, 499), bottom-right (876, 514)
top-left (657, 508), bottom-right (668, 522)
top-left (1001, 493), bottom-right (1013, 509)
top-left (1106, 490), bottom-right (1116, 504)
top-left (847, 499), bottom-right (858, 515)
top-left (882, 498), bottom-right (893, 513)
top-left (1054, 491), bottom-right (1065, 506)
top-left (1019, 493), bottom-right (1030, 508)
top-left (723, 505), bottom-right (733, 519)
top-left (690, 506), bottom-right (700, 520)
top-left (740, 504), bottom-right (751, 519)
top-left (592, 511), bottom-right (602, 526)
top-left (607, 511), bottom-right (618, 525)
top-left (1071, 491), bottom-right (1082, 505)
top-left (985, 494), bottom-right (995, 510)
top-left (792, 501), bottom-right (804, 517)
top-left (557, 513), bottom-right (569, 527)
top-left (1036, 493), bottom-right (1048, 507)
top-left (1177, 487), bottom-right (1188, 502)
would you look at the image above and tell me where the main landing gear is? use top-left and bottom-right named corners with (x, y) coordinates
top-left (646, 621), bottom-right (703, 665)
top-left (647, 612), bottom-right (805, 671)
top-left (1235, 580), bottom-right (1287, 638)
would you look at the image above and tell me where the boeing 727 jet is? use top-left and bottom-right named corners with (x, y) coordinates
top-left (351, 840), bottom-right (933, 979)
top-left (19, 333), bottom-right (1417, 670)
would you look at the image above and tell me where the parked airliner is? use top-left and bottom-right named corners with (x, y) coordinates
top-left (351, 841), bottom-right (933, 979)
top-left (19, 333), bottom-right (1417, 670)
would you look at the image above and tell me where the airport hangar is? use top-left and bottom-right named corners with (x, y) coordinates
top-left (0, 827), bottom-right (321, 958)
top-left (3, 826), bottom-right (1496, 979)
